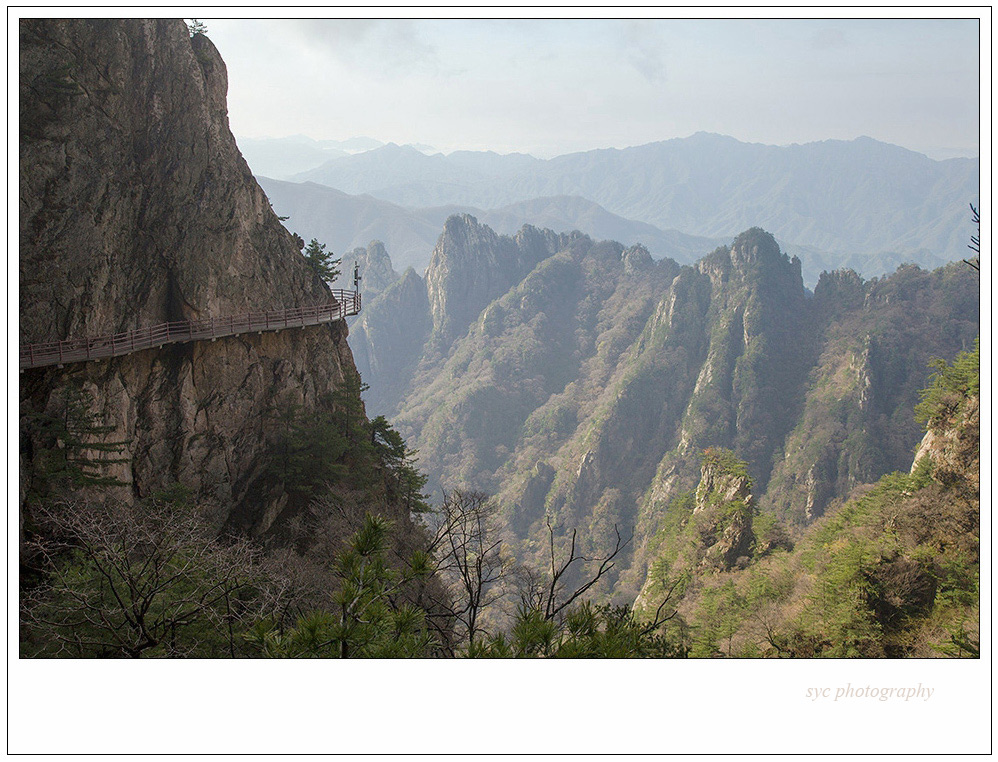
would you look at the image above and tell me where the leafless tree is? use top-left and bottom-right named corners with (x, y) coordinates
top-left (421, 490), bottom-right (510, 651)
top-left (20, 500), bottom-right (273, 657)
top-left (418, 492), bottom-right (681, 653)
top-left (531, 517), bottom-right (631, 621)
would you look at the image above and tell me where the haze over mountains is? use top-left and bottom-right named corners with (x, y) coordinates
top-left (258, 177), bottom-right (724, 277)
top-left (19, 19), bottom-right (981, 669)
top-left (246, 132), bottom-right (977, 285)
top-left (239, 134), bottom-right (430, 181)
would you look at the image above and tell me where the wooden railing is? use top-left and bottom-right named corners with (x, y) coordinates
top-left (19, 290), bottom-right (361, 370)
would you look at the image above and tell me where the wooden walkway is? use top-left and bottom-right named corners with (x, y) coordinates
top-left (20, 290), bottom-right (361, 370)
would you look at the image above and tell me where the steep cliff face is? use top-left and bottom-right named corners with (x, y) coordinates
top-left (19, 20), bottom-right (358, 534)
top-left (423, 215), bottom-right (571, 349)
top-left (912, 395), bottom-right (980, 492)
top-left (761, 262), bottom-right (979, 525)
top-left (20, 20), bottom-right (329, 341)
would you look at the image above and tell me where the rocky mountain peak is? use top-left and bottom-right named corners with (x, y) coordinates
top-left (696, 227), bottom-right (801, 289)
top-left (425, 215), bottom-right (561, 349)
top-left (343, 240), bottom-right (399, 301)
top-left (622, 243), bottom-right (653, 274)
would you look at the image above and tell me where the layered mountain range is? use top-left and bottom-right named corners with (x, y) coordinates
top-left (257, 178), bottom-right (723, 278)
top-left (351, 215), bottom-right (979, 601)
top-left (251, 133), bottom-right (976, 286)
top-left (292, 136), bottom-right (977, 259)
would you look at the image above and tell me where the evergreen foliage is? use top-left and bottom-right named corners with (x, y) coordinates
top-left (701, 446), bottom-right (751, 482)
top-left (371, 415), bottom-right (430, 514)
top-left (247, 515), bottom-right (437, 658)
top-left (265, 379), bottom-right (428, 513)
top-left (303, 238), bottom-right (341, 283)
top-left (467, 601), bottom-right (685, 658)
top-left (914, 337), bottom-right (980, 427)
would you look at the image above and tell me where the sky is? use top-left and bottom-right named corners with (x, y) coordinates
top-left (203, 16), bottom-right (983, 160)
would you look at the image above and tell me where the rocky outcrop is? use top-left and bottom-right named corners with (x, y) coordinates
top-left (424, 215), bottom-right (570, 349)
top-left (691, 451), bottom-right (755, 572)
top-left (19, 20), bottom-right (358, 535)
top-left (912, 394), bottom-right (980, 494)
top-left (631, 448), bottom-right (756, 614)
top-left (341, 240), bottom-right (399, 302)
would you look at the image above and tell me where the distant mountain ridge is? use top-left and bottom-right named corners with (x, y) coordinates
top-left (239, 135), bottom-right (433, 180)
top-left (291, 133), bottom-right (978, 267)
top-left (258, 177), bottom-right (725, 276)
top-left (259, 174), bottom-right (955, 287)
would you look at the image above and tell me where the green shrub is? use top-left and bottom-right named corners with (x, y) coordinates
top-left (915, 337), bottom-right (979, 427)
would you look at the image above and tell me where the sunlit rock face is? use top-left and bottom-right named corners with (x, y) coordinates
top-left (19, 19), bottom-right (359, 534)
top-left (19, 19), bottom-right (330, 344)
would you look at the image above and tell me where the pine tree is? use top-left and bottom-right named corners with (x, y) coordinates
top-left (246, 514), bottom-right (436, 657)
top-left (303, 238), bottom-right (341, 283)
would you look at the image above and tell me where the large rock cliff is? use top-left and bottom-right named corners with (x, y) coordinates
top-left (19, 20), bottom-right (358, 535)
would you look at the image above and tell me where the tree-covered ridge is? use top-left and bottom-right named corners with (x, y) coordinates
top-left (380, 220), bottom-right (977, 605)
top-left (636, 343), bottom-right (980, 657)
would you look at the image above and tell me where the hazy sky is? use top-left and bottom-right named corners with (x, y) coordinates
top-left (204, 16), bottom-right (982, 159)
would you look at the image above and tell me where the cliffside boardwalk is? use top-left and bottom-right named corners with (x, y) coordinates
top-left (20, 290), bottom-right (361, 370)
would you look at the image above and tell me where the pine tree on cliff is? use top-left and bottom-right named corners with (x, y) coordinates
top-left (303, 238), bottom-right (341, 283)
